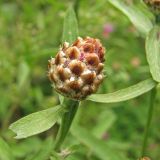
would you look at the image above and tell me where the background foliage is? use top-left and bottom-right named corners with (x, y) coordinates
top-left (0, 0), bottom-right (160, 159)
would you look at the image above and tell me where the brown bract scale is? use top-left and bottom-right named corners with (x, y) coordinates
top-left (143, 0), bottom-right (160, 14)
top-left (48, 37), bottom-right (105, 100)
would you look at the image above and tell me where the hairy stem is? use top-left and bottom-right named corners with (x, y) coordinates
top-left (54, 98), bottom-right (79, 151)
top-left (141, 88), bottom-right (157, 157)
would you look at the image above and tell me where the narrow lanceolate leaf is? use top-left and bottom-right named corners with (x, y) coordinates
top-left (87, 79), bottom-right (157, 103)
top-left (9, 105), bottom-right (64, 139)
top-left (107, 0), bottom-right (153, 35)
top-left (71, 125), bottom-right (127, 160)
top-left (146, 26), bottom-right (160, 82)
top-left (0, 137), bottom-right (14, 160)
top-left (62, 6), bottom-right (79, 43)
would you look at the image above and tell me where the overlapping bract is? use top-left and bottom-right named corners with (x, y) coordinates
top-left (48, 37), bottom-right (105, 100)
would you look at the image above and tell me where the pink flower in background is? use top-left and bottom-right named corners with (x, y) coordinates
top-left (103, 23), bottom-right (114, 38)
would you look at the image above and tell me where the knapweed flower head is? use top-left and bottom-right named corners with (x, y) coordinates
top-left (143, 0), bottom-right (160, 15)
top-left (48, 37), bottom-right (105, 100)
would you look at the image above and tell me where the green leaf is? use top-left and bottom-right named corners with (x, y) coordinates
top-left (71, 125), bottom-right (127, 160)
top-left (9, 105), bottom-right (64, 139)
top-left (17, 61), bottom-right (30, 89)
top-left (106, 140), bottom-right (130, 151)
top-left (62, 6), bottom-right (79, 44)
top-left (26, 137), bottom-right (54, 160)
top-left (87, 79), bottom-right (157, 103)
top-left (92, 110), bottom-right (116, 138)
top-left (11, 137), bottom-right (42, 158)
top-left (107, 0), bottom-right (153, 35)
top-left (0, 137), bottom-right (14, 160)
top-left (146, 26), bottom-right (160, 82)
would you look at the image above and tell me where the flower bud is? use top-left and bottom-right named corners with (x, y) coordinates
top-left (48, 37), bottom-right (105, 100)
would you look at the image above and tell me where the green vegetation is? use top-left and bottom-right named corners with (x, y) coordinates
top-left (0, 0), bottom-right (160, 159)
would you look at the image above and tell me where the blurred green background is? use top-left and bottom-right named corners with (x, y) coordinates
top-left (0, 0), bottom-right (160, 159)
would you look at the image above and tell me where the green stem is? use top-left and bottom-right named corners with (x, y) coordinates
top-left (54, 98), bottom-right (79, 151)
top-left (141, 88), bottom-right (157, 157)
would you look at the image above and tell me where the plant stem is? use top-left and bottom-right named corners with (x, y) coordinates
top-left (54, 98), bottom-right (79, 151)
top-left (141, 88), bottom-right (157, 157)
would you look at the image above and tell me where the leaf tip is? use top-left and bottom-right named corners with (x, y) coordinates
top-left (9, 123), bottom-right (23, 139)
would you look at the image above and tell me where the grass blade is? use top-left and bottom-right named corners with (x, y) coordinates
top-left (26, 137), bottom-right (54, 160)
top-left (0, 137), bottom-right (14, 160)
top-left (71, 125), bottom-right (127, 160)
